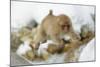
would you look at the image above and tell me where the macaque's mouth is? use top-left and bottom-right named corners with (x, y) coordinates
top-left (63, 28), bottom-right (68, 33)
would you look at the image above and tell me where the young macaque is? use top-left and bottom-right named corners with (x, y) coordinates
top-left (33, 10), bottom-right (80, 51)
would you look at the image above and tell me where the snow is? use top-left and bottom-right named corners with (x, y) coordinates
top-left (37, 40), bottom-right (54, 56)
top-left (16, 39), bottom-right (95, 64)
top-left (79, 38), bottom-right (95, 61)
top-left (16, 40), bottom-right (66, 64)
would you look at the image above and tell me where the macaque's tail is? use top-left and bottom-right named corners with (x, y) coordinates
top-left (49, 10), bottom-right (53, 15)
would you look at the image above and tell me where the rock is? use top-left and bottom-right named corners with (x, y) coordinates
top-left (41, 51), bottom-right (50, 60)
top-left (23, 50), bottom-right (35, 61)
top-left (26, 19), bottom-right (38, 30)
top-left (56, 44), bottom-right (65, 53)
top-left (63, 44), bottom-right (72, 52)
top-left (64, 50), bottom-right (78, 62)
top-left (63, 40), bottom-right (82, 53)
top-left (80, 24), bottom-right (95, 44)
top-left (80, 24), bottom-right (94, 39)
top-left (17, 27), bottom-right (34, 44)
top-left (11, 32), bottom-right (23, 52)
top-left (47, 44), bottom-right (58, 54)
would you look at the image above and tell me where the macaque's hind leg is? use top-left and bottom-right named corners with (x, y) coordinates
top-left (32, 27), bottom-right (47, 56)
top-left (33, 26), bottom-right (47, 50)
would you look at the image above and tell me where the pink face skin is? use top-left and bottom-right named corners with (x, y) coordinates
top-left (61, 23), bottom-right (70, 33)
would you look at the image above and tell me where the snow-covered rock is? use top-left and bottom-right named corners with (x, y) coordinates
top-left (79, 38), bottom-right (95, 61)
top-left (16, 41), bottom-right (32, 55)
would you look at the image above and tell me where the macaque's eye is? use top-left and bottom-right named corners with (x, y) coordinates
top-left (67, 24), bottom-right (70, 29)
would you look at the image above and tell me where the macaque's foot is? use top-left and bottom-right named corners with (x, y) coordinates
top-left (29, 42), bottom-right (40, 56)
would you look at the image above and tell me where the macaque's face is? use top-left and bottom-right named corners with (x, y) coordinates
top-left (57, 15), bottom-right (71, 33)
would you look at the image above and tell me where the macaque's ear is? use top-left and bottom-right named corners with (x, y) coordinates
top-left (49, 10), bottom-right (53, 15)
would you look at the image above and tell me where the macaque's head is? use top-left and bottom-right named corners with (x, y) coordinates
top-left (57, 15), bottom-right (72, 33)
